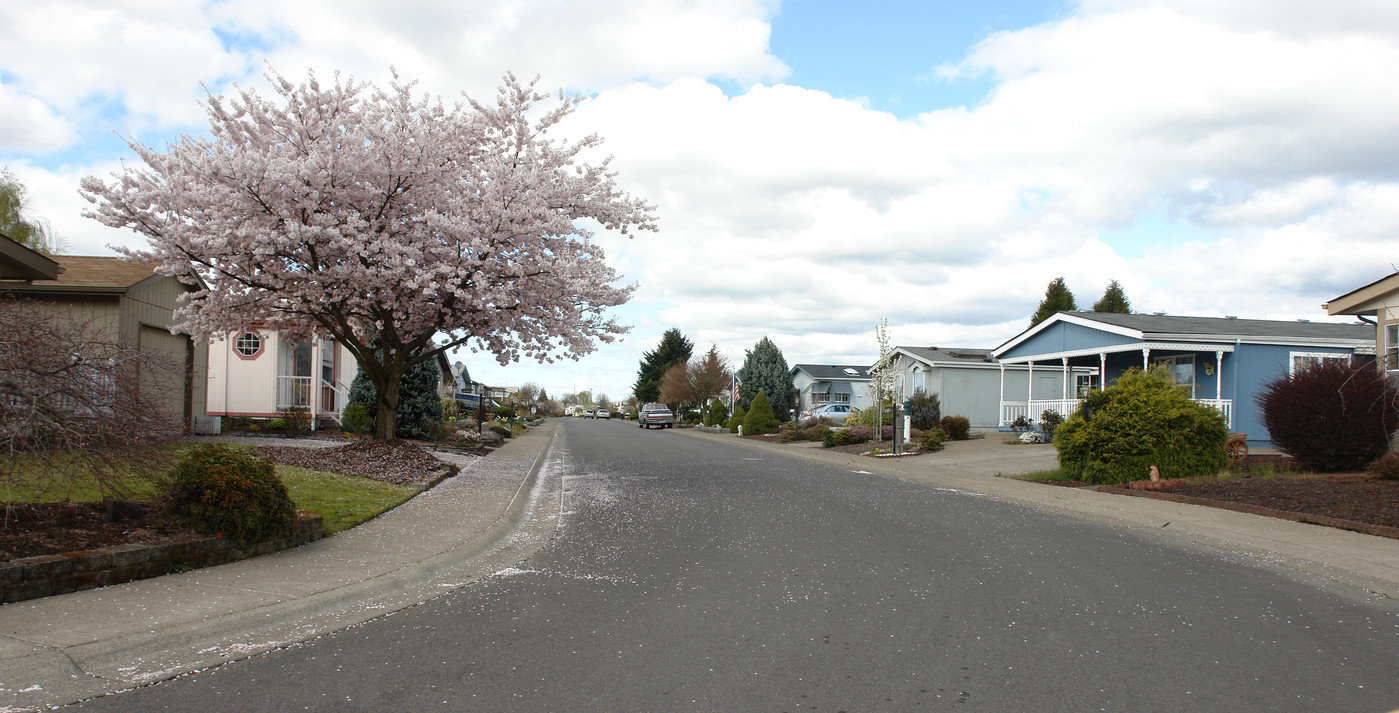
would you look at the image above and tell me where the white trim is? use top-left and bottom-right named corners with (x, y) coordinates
top-left (1288, 351), bottom-right (1350, 375)
top-left (997, 341), bottom-right (1236, 364)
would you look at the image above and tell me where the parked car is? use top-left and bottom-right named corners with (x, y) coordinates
top-left (595, 408), bottom-right (610, 419)
top-left (800, 403), bottom-right (854, 424)
top-left (584, 409), bottom-right (594, 418)
top-left (639, 403), bottom-right (674, 429)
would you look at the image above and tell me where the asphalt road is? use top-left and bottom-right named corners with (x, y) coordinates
top-left (67, 419), bottom-right (1399, 712)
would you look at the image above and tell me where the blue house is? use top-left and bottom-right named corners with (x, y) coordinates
top-left (991, 311), bottom-right (1374, 446)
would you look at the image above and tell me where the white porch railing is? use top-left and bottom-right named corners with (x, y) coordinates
top-left (1001, 398), bottom-right (1233, 428)
top-left (277, 376), bottom-right (313, 410)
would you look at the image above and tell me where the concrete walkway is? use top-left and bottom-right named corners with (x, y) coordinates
top-left (0, 421), bottom-right (565, 711)
top-left (679, 429), bottom-right (1399, 604)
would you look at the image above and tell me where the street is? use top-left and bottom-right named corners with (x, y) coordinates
top-left (68, 419), bottom-right (1399, 711)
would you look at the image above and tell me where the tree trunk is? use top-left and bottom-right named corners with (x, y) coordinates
top-left (373, 371), bottom-right (402, 441)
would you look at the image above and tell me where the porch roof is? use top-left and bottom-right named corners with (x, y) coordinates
top-left (997, 341), bottom-right (1236, 365)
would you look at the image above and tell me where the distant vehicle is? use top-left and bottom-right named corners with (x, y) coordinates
top-left (638, 403), bottom-right (674, 429)
top-left (800, 403), bottom-right (854, 424)
top-left (595, 408), bottom-right (610, 419)
top-left (584, 409), bottom-right (595, 418)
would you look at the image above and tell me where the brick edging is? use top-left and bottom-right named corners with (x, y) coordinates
top-left (1097, 486), bottom-right (1399, 540)
top-left (0, 513), bottom-right (325, 604)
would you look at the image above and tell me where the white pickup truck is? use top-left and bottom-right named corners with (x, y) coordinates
top-left (638, 403), bottom-right (675, 429)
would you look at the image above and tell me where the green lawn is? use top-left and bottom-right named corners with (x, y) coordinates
top-left (4, 444), bottom-right (422, 535)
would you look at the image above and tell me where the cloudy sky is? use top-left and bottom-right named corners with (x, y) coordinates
top-left (3, 0), bottom-right (1397, 402)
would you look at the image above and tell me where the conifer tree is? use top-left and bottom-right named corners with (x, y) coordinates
top-left (634, 328), bottom-right (693, 403)
top-left (1092, 279), bottom-right (1132, 314)
top-left (348, 340), bottom-right (442, 439)
top-left (736, 336), bottom-right (796, 422)
top-left (1030, 277), bottom-right (1078, 327)
top-left (742, 391), bottom-right (781, 435)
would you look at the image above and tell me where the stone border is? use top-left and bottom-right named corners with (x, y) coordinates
top-left (1098, 485), bottom-right (1399, 540)
top-left (0, 513), bottom-right (324, 604)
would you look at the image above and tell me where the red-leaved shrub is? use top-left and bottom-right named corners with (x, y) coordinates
top-left (1258, 360), bottom-right (1399, 472)
top-left (847, 426), bottom-right (873, 443)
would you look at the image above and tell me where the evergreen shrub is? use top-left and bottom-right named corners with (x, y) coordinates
top-left (168, 444), bottom-right (295, 545)
top-left (1258, 359), bottom-right (1399, 472)
top-left (340, 404), bottom-right (373, 434)
top-left (346, 341), bottom-right (443, 439)
top-left (1367, 452), bottom-right (1399, 480)
top-left (920, 427), bottom-right (948, 452)
top-left (940, 416), bottom-right (971, 441)
top-left (742, 391), bottom-right (781, 435)
top-left (823, 428), bottom-right (851, 447)
top-left (1054, 369), bottom-right (1229, 485)
top-left (726, 405), bottom-right (746, 433)
top-left (706, 398), bottom-right (729, 427)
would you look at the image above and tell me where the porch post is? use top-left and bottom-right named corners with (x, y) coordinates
top-left (1061, 357), bottom-right (1069, 414)
top-left (309, 337), bottom-right (320, 431)
top-left (1027, 360), bottom-right (1034, 420)
top-left (998, 362), bottom-right (1006, 426)
top-left (1216, 349), bottom-right (1226, 427)
top-left (1142, 347), bottom-right (1150, 371)
top-left (1099, 352), bottom-right (1107, 390)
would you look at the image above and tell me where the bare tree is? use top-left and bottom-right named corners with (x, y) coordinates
top-left (0, 297), bottom-right (182, 507)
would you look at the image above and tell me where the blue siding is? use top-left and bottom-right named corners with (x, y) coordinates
top-left (1003, 322), bottom-right (1138, 359)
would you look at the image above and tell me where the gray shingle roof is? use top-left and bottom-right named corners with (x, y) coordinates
top-left (895, 347), bottom-right (994, 363)
top-left (1065, 311), bottom-right (1372, 341)
top-left (792, 364), bottom-right (871, 380)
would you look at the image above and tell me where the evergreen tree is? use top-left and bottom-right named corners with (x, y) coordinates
top-left (348, 339), bottom-right (443, 439)
top-left (1030, 277), bottom-right (1078, 327)
top-left (736, 336), bottom-right (796, 423)
top-left (633, 328), bottom-right (693, 403)
top-left (743, 391), bottom-right (781, 435)
top-left (1092, 279), bottom-right (1132, 314)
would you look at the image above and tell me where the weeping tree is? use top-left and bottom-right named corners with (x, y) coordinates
top-left (83, 70), bottom-right (656, 440)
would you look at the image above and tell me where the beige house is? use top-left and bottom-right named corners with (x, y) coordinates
top-left (206, 327), bottom-right (357, 425)
top-left (1325, 272), bottom-right (1399, 372)
top-left (0, 238), bottom-right (208, 431)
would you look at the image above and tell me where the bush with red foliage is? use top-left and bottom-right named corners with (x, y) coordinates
top-left (1258, 359), bottom-right (1399, 472)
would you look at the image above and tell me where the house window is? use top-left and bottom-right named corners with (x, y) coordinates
top-left (1075, 374), bottom-right (1098, 398)
top-left (913, 368), bottom-right (925, 393)
top-left (813, 392), bottom-right (830, 404)
top-left (833, 392), bottom-right (850, 403)
top-left (234, 331), bottom-right (262, 358)
top-left (1290, 351), bottom-right (1349, 375)
top-left (1153, 355), bottom-right (1195, 397)
top-left (1387, 324), bottom-right (1398, 371)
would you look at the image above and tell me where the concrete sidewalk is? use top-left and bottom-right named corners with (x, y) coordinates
top-left (679, 429), bottom-right (1399, 603)
top-left (0, 420), bottom-right (564, 711)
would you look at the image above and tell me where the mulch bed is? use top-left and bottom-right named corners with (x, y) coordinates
top-left (1156, 473), bottom-right (1399, 530)
top-left (254, 439), bottom-right (453, 485)
top-left (1, 502), bottom-right (197, 564)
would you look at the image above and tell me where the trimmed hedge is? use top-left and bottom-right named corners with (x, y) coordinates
top-left (1054, 369), bottom-right (1229, 485)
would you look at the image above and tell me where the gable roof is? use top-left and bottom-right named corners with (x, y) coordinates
top-left (1325, 272), bottom-right (1399, 317)
top-left (893, 346), bottom-right (994, 364)
top-left (791, 364), bottom-right (871, 380)
top-left (995, 310), bottom-right (1373, 358)
top-left (0, 255), bottom-right (162, 295)
top-left (0, 233), bottom-right (63, 281)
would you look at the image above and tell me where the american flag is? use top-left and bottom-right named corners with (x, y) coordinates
top-left (732, 375), bottom-right (740, 404)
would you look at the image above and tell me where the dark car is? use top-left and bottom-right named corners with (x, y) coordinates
top-left (639, 403), bottom-right (675, 429)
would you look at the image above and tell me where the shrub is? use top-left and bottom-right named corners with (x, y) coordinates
top-left (487, 424), bottom-right (512, 440)
top-left (279, 406), bottom-right (309, 437)
top-left (1054, 369), bottom-right (1229, 485)
top-left (726, 405), bottom-right (746, 433)
top-left (1366, 452), bottom-right (1399, 480)
top-left (743, 391), bottom-right (781, 435)
top-left (854, 397), bottom-right (894, 429)
top-left (264, 419), bottom-right (286, 431)
top-left (798, 424), bottom-right (831, 442)
top-left (494, 405), bottom-right (515, 420)
top-left (706, 398), bottom-right (729, 427)
top-left (881, 425), bottom-right (894, 441)
top-left (908, 389), bottom-right (941, 430)
top-left (447, 429), bottom-right (483, 450)
top-left (847, 425), bottom-right (873, 443)
top-left (168, 444), bottom-right (295, 545)
top-left (775, 427), bottom-right (796, 443)
top-left (1038, 410), bottom-right (1064, 442)
top-left (683, 409), bottom-right (702, 424)
top-left (940, 416), bottom-right (971, 441)
top-left (920, 427), bottom-right (948, 452)
top-left (341, 404), bottom-right (373, 434)
top-left (441, 398), bottom-right (460, 422)
top-left (1009, 415), bottom-right (1032, 432)
top-left (346, 340), bottom-right (442, 439)
top-left (823, 428), bottom-right (851, 447)
top-left (1258, 359), bottom-right (1399, 472)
